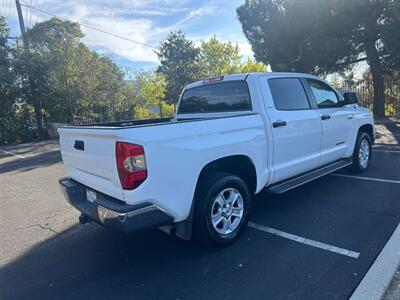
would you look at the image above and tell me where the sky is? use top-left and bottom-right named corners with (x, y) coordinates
top-left (1, 0), bottom-right (253, 71)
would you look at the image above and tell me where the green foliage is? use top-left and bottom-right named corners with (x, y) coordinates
top-left (138, 72), bottom-right (166, 107)
top-left (0, 16), bottom-right (15, 114)
top-left (157, 33), bottom-right (267, 105)
top-left (134, 106), bottom-right (154, 119)
top-left (137, 72), bottom-right (173, 118)
top-left (160, 101), bottom-right (175, 117)
top-left (156, 30), bottom-right (201, 104)
top-left (2, 16), bottom-right (271, 143)
top-left (237, 0), bottom-right (400, 117)
top-left (13, 18), bottom-right (126, 124)
top-left (384, 103), bottom-right (397, 117)
top-left (237, 0), bottom-right (356, 74)
top-left (239, 58), bottom-right (266, 73)
top-left (0, 16), bottom-right (31, 144)
top-left (199, 37), bottom-right (266, 75)
top-left (199, 36), bottom-right (241, 77)
top-left (381, 1), bottom-right (400, 71)
top-left (119, 80), bottom-right (142, 117)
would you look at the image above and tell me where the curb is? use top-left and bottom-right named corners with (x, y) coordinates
top-left (350, 223), bottom-right (400, 300)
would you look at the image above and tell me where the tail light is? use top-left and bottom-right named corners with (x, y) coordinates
top-left (116, 142), bottom-right (147, 190)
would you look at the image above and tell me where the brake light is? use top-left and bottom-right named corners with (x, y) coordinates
top-left (202, 76), bottom-right (224, 84)
top-left (116, 142), bottom-right (147, 190)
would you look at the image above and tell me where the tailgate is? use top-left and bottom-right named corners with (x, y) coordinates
top-left (58, 127), bottom-right (124, 200)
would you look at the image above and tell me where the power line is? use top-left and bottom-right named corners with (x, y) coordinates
top-left (21, 3), bottom-right (157, 49)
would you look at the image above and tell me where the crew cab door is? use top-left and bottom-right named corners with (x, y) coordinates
top-left (262, 77), bottom-right (323, 183)
top-left (304, 79), bottom-right (355, 164)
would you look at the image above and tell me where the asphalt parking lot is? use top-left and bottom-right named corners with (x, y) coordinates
top-left (1, 120), bottom-right (400, 300)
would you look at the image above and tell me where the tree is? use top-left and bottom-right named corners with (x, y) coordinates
top-left (199, 36), bottom-right (241, 77)
top-left (156, 30), bottom-right (201, 105)
top-left (199, 37), bottom-right (266, 75)
top-left (137, 72), bottom-right (169, 117)
top-left (14, 17), bottom-right (84, 127)
top-left (239, 58), bottom-right (267, 73)
top-left (381, 1), bottom-right (400, 73)
top-left (119, 80), bottom-right (142, 119)
top-left (237, 0), bottom-right (400, 117)
top-left (89, 55), bottom-right (124, 121)
top-left (0, 17), bottom-right (19, 143)
top-left (14, 17), bottom-right (126, 124)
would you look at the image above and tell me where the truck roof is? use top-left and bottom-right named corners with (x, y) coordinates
top-left (185, 72), bottom-right (321, 89)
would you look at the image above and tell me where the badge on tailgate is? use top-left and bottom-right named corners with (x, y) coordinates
top-left (74, 140), bottom-right (84, 151)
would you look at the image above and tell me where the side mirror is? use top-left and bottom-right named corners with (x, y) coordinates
top-left (343, 92), bottom-right (357, 105)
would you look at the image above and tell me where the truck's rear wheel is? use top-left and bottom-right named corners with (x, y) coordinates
top-left (194, 172), bottom-right (251, 246)
top-left (350, 132), bottom-right (372, 173)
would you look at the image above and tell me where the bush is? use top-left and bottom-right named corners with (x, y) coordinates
top-left (0, 104), bottom-right (35, 145)
top-left (134, 106), bottom-right (155, 119)
top-left (161, 102), bottom-right (175, 117)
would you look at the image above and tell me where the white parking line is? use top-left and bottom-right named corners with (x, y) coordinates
top-left (0, 148), bottom-right (26, 159)
top-left (248, 222), bottom-right (360, 259)
top-left (330, 173), bottom-right (400, 184)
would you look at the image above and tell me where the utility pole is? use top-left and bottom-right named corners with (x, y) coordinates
top-left (15, 0), bottom-right (45, 138)
top-left (15, 0), bottom-right (29, 50)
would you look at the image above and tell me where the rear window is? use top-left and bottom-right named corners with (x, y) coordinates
top-left (178, 81), bottom-right (252, 114)
top-left (268, 78), bottom-right (310, 110)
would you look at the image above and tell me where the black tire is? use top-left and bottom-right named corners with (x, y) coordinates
top-left (193, 172), bottom-right (252, 246)
top-left (349, 132), bottom-right (372, 173)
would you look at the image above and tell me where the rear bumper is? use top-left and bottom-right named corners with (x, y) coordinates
top-left (59, 177), bottom-right (173, 233)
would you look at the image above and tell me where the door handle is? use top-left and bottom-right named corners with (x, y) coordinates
top-left (272, 120), bottom-right (287, 128)
top-left (321, 115), bottom-right (331, 120)
top-left (347, 115), bottom-right (353, 119)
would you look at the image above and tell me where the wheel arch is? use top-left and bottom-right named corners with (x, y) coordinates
top-left (169, 155), bottom-right (257, 241)
top-left (358, 123), bottom-right (374, 144)
top-left (195, 155), bottom-right (257, 196)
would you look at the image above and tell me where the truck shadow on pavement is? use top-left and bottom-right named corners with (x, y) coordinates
top-left (2, 135), bottom-right (399, 299)
top-left (0, 150), bottom-right (61, 174)
top-left (1, 174), bottom-right (399, 300)
top-left (0, 222), bottom-right (252, 300)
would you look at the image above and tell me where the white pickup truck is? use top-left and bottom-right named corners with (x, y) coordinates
top-left (58, 72), bottom-right (374, 246)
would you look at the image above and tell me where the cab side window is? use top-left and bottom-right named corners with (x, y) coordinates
top-left (268, 78), bottom-right (310, 110)
top-left (307, 79), bottom-right (339, 108)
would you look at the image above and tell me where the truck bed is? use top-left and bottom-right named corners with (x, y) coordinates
top-left (62, 114), bottom-right (256, 130)
top-left (58, 113), bottom-right (261, 204)
top-left (79, 117), bottom-right (174, 128)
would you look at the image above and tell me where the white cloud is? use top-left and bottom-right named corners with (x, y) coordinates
top-left (147, 5), bottom-right (215, 38)
top-left (237, 42), bottom-right (253, 57)
top-left (79, 16), bottom-right (158, 62)
top-left (5, 0), bottom-right (253, 65)
top-left (33, 1), bottom-right (216, 63)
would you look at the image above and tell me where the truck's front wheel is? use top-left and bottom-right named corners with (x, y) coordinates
top-left (350, 132), bottom-right (372, 173)
top-left (194, 172), bottom-right (251, 246)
